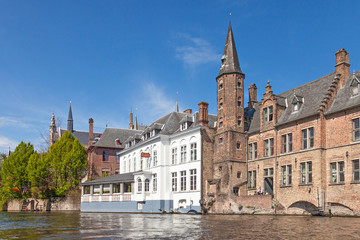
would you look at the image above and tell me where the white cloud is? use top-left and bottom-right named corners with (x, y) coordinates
top-left (0, 116), bottom-right (31, 128)
top-left (174, 33), bottom-right (221, 65)
top-left (0, 136), bottom-right (18, 153)
top-left (134, 82), bottom-right (175, 123)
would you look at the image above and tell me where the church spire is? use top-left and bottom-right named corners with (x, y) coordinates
top-left (218, 22), bottom-right (242, 78)
top-left (134, 114), bottom-right (138, 130)
top-left (176, 91), bottom-right (179, 112)
top-left (67, 101), bottom-right (73, 132)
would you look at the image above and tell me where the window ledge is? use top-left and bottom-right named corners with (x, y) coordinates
top-left (248, 188), bottom-right (256, 190)
top-left (298, 183), bottom-right (313, 186)
top-left (329, 182), bottom-right (345, 186)
top-left (280, 185), bottom-right (292, 188)
top-left (350, 181), bottom-right (360, 184)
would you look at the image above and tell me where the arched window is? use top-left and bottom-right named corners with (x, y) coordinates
top-left (219, 80), bottom-right (223, 90)
top-left (238, 97), bottom-right (241, 107)
top-left (145, 179), bottom-right (150, 192)
top-left (219, 98), bottom-right (223, 110)
top-left (137, 178), bottom-right (142, 192)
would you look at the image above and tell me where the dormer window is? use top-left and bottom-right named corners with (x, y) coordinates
top-left (115, 138), bottom-right (121, 146)
top-left (180, 122), bottom-right (187, 131)
top-left (291, 95), bottom-right (303, 112)
top-left (221, 55), bottom-right (226, 67)
top-left (263, 106), bottom-right (273, 122)
top-left (351, 77), bottom-right (360, 96)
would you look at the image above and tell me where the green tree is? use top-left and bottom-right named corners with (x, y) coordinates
top-left (0, 142), bottom-right (35, 204)
top-left (27, 152), bottom-right (53, 198)
top-left (47, 131), bottom-right (87, 196)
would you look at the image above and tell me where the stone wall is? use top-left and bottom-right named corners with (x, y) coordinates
top-left (3, 196), bottom-right (81, 211)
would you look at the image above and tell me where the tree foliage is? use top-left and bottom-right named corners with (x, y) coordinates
top-left (0, 131), bottom-right (87, 204)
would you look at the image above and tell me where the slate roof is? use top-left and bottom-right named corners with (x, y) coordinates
top-left (81, 172), bottom-right (135, 185)
top-left (123, 111), bottom-right (217, 148)
top-left (326, 71), bottom-right (360, 115)
top-left (247, 72), bottom-right (336, 133)
top-left (94, 128), bottom-right (142, 149)
top-left (218, 22), bottom-right (242, 78)
top-left (60, 129), bottom-right (102, 146)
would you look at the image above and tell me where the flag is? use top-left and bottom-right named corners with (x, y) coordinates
top-left (22, 187), bottom-right (28, 194)
top-left (12, 187), bottom-right (19, 192)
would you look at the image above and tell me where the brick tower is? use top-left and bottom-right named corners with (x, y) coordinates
top-left (213, 22), bottom-right (248, 202)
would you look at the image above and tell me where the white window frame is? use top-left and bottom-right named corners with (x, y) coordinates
top-left (302, 127), bottom-right (314, 149)
top-left (172, 147), bottom-right (177, 165)
top-left (180, 171), bottom-right (187, 191)
top-left (190, 143), bottom-right (197, 161)
top-left (190, 169), bottom-right (197, 191)
top-left (180, 145), bottom-right (187, 163)
top-left (172, 172), bottom-right (177, 192)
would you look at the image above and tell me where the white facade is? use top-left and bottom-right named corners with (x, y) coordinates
top-left (118, 126), bottom-right (202, 211)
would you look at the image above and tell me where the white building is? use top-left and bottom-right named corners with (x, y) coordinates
top-left (81, 109), bottom-right (216, 213)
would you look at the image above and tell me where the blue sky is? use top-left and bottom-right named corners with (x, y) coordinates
top-left (1, 0), bottom-right (360, 153)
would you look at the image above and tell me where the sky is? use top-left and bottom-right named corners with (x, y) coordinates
top-left (1, 0), bottom-right (360, 153)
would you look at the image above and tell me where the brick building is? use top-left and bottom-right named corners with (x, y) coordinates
top-left (202, 22), bottom-right (360, 215)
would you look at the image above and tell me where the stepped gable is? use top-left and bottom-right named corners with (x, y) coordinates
top-left (93, 128), bottom-right (142, 148)
top-left (326, 71), bottom-right (360, 115)
top-left (276, 72), bottom-right (335, 125)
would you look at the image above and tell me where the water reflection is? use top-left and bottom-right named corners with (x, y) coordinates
top-left (1, 212), bottom-right (360, 239)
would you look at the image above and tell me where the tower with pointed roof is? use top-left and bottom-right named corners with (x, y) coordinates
top-left (213, 22), bottom-right (248, 197)
top-left (67, 101), bottom-right (74, 133)
top-left (50, 113), bottom-right (57, 146)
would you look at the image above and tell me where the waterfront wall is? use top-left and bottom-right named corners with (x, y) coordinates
top-left (2, 196), bottom-right (81, 212)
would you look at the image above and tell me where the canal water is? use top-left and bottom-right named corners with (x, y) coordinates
top-left (1, 212), bottom-right (360, 239)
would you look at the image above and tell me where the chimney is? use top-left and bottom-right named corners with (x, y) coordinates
top-left (129, 107), bottom-right (133, 130)
top-left (88, 118), bottom-right (94, 147)
top-left (335, 49), bottom-right (350, 88)
top-left (184, 109), bottom-right (192, 114)
top-left (248, 83), bottom-right (257, 109)
top-left (198, 102), bottom-right (209, 127)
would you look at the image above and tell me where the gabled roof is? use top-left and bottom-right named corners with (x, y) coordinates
top-left (218, 22), bottom-right (242, 78)
top-left (60, 129), bottom-right (102, 146)
top-left (81, 172), bottom-right (135, 185)
top-left (94, 128), bottom-right (142, 149)
top-left (326, 71), bottom-right (360, 115)
top-left (247, 72), bottom-right (336, 133)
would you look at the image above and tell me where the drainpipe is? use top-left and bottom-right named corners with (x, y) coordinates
top-left (274, 127), bottom-right (278, 214)
top-left (245, 133), bottom-right (249, 191)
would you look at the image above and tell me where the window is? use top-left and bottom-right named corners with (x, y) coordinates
top-left (353, 159), bottom-right (359, 182)
top-left (351, 78), bottom-right (359, 96)
top-left (172, 172), bottom-right (177, 191)
top-left (83, 186), bottom-right (90, 195)
top-left (140, 159), bottom-right (143, 170)
top-left (102, 184), bottom-right (110, 194)
top-left (102, 169), bottom-right (110, 177)
top-left (172, 148), bottom-right (177, 164)
top-left (113, 183), bottom-right (120, 193)
top-left (180, 122), bottom-right (187, 131)
top-left (330, 161), bottom-right (344, 184)
top-left (153, 150), bottom-right (158, 166)
top-left (124, 183), bottom-right (131, 193)
top-left (190, 169), bottom-right (197, 191)
top-left (190, 143), bottom-right (197, 161)
top-left (248, 142), bottom-right (258, 160)
top-left (180, 171), bottom-right (187, 191)
top-left (237, 117), bottom-right (241, 127)
top-left (237, 142), bottom-right (241, 150)
top-left (264, 138), bottom-right (274, 157)
top-left (353, 118), bottom-right (360, 141)
top-left (302, 127), bottom-right (314, 149)
top-left (219, 80), bottom-right (223, 90)
top-left (116, 155), bottom-right (120, 163)
top-left (237, 81), bottom-right (241, 88)
top-left (237, 171), bottom-right (241, 178)
top-left (300, 162), bottom-right (312, 184)
top-left (281, 133), bottom-right (293, 153)
top-left (238, 100), bottom-right (241, 107)
top-left (137, 178), bottom-right (142, 192)
top-left (123, 160), bottom-right (127, 173)
top-left (219, 121), bottom-right (223, 128)
top-left (180, 145), bottom-right (187, 163)
top-left (145, 179), bottom-right (150, 192)
top-left (281, 165), bottom-right (292, 186)
top-left (115, 169), bottom-right (120, 174)
top-left (153, 174), bottom-right (157, 192)
top-left (219, 99), bottom-right (223, 110)
top-left (102, 151), bottom-right (109, 162)
top-left (93, 185), bottom-right (100, 194)
top-left (133, 157), bottom-right (136, 171)
top-left (248, 170), bottom-right (256, 188)
top-left (264, 167), bottom-right (273, 177)
top-left (128, 158), bottom-right (131, 172)
top-left (263, 106), bottom-right (273, 122)
top-left (219, 137), bottom-right (223, 144)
